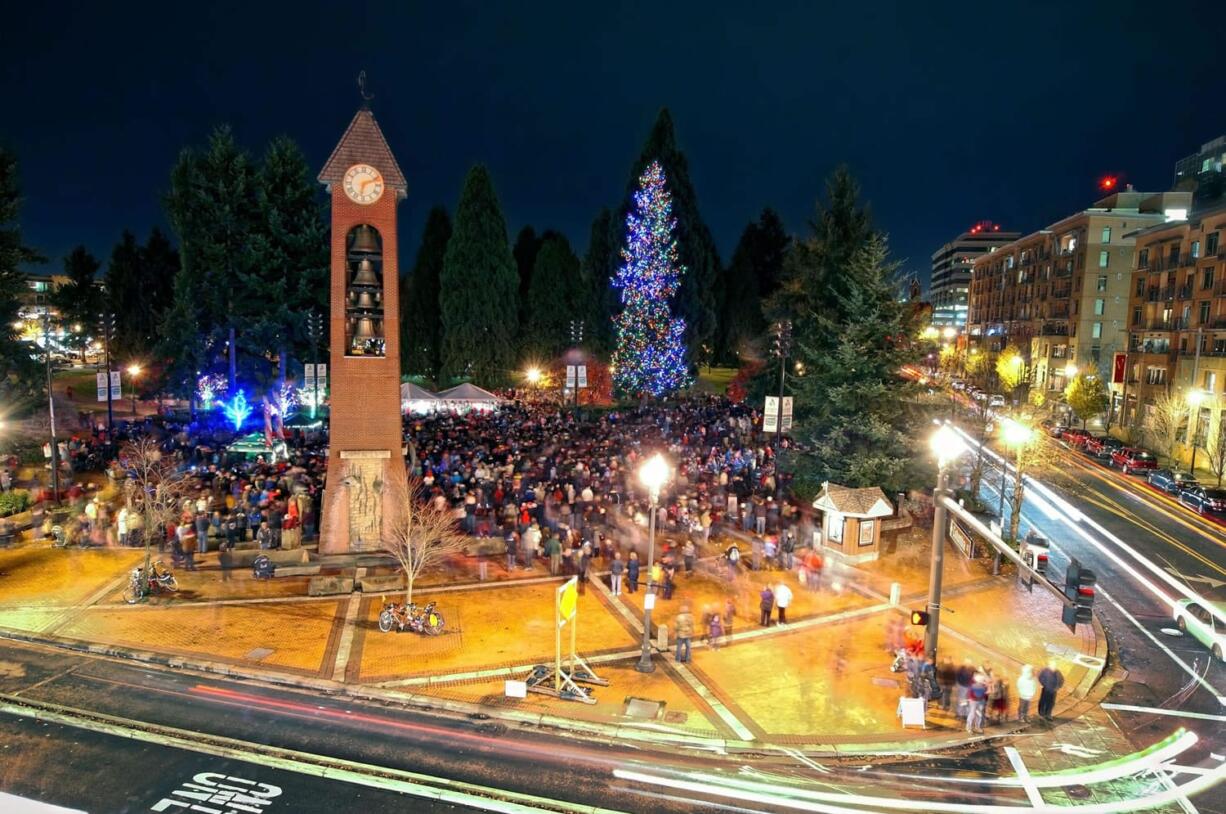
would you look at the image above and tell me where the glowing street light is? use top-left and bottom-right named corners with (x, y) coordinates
top-left (1064, 362), bottom-right (1078, 379)
top-left (126, 364), bottom-right (142, 415)
top-left (930, 422), bottom-right (969, 469)
top-left (525, 366), bottom-right (541, 385)
top-left (1002, 416), bottom-right (1036, 448)
top-left (942, 326), bottom-right (957, 340)
top-left (635, 452), bottom-right (671, 674)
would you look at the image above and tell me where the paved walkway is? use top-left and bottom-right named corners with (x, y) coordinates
top-left (0, 528), bottom-right (1109, 756)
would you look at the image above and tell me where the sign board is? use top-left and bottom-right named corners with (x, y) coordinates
top-left (897, 696), bottom-right (926, 729)
top-left (1112, 352), bottom-right (1126, 385)
top-left (504, 679), bottom-right (527, 698)
top-left (577, 365), bottom-right (588, 388)
top-left (643, 592), bottom-right (656, 611)
top-left (764, 396), bottom-right (780, 433)
top-left (557, 577), bottom-right (578, 624)
top-left (566, 365), bottom-right (577, 388)
top-left (781, 396), bottom-right (794, 432)
top-left (949, 519), bottom-right (974, 558)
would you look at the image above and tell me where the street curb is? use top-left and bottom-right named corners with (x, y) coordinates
top-left (0, 623), bottom-right (1111, 761)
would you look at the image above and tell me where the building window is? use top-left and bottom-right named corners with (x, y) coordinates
top-left (1132, 307), bottom-right (1142, 326)
top-left (1094, 298), bottom-right (1105, 316)
top-left (1092, 322), bottom-right (1102, 339)
top-left (1135, 277), bottom-right (1145, 297)
top-left (1169, 245), bottom-right (1180, 265)
top-left (1098, 275), bottom-right (1107, 292)
top-left (1146, 367), bottom-right (1167, 385)
top-left (1090, 346), bottom-right (1101, 365)
top-left (1138, 248), bottom-right (1150, 268)
top-left (1200, 301), bottom-right (1211, 325)
top-left (1098, 250), bottom-right (1109, 268)
top-left (1206, 371), bottom-right (1218, 393)
top-left (1204, 268), bottom-right (1216, 290)
top-left (1208, 232), bottom-right (1220, 255)
top-left (1101, 226), bottom-right (1111, 243)
top-left (1191, 240), bottom-right (1200, 259)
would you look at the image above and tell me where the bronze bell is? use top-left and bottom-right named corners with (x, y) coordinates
top-left (352, 317), bottom-right (377, 341)
top-left (351, 225), bottom-right (380, 254)
top-left (355, 291), bottom-right (376, 310)
top-left (352, 258), bottom-right (378, 287)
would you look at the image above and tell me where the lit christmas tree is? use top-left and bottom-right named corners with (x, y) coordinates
top-left (611, 161), bottom-right (690, 397)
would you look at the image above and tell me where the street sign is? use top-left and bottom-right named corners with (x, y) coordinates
top-left (764, 396), bottom-right (780, 433)
top-left (577, 365), bottom-right (588, 388)
top-left (781, 396), bottom-right (794, 431)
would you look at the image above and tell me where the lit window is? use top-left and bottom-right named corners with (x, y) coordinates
top-left (1094, 299), bottom-right (1105, 316)
top-left (1092, 322), bottom-right (1102, 339)
top-left (1191, 240), bottom-right (1200, 259)
top-left (1207, 371), bottom-right (1218, 393)
top-left (1097, 275), bottom-right (1107, 291)
top-left (1098, 250), bottom-right (1109, 268)
top-left (1101, 226), bottom-right (1111, 243)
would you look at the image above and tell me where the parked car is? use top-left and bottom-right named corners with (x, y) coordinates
top-left (1177, 485), bottom-right (1226, 515)
top-left (1042, 420), bottom-right (1068, 438)
top-left (987, 394), bottom-right (1006, 408)
top-left (1173, 599), bottom-right (1225, 662)
top-left (1062, 428), bottom-right (1092, 448)
top-left (951, 380), bottom-right (966, 391)
top-left (1111, 448), bottom-right (1158, 474)
top-left (1084, 436), bottom-right (1126, 459)
top-left (1147, 469), bottom-right (1200, 495)
top-left (971, 390), bottom-right (988, 402)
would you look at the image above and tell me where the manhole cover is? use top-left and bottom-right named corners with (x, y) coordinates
top-left (1159, 628), bottom-right (1183, 637)
top-left (245, 647), bottom-right (275, 661)
top-left (1067, 785), bottom-right (1091, 800)
top-left (624, 697), bottom-right (663, 719)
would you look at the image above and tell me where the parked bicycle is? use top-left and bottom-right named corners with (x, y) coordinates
top-left (123, 560), bottom-right (179, 604)
top-left (378, 600), bottom-right (445, 635)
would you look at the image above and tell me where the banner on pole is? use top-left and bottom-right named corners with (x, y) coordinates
top-left (109, 370), bottom-right (122, 400)
top-left (303, 363), bottom-right (316, 390)
top-left (577, 365), bottom-right (588, 388)
top-left (781, 397), bottom-right (794, 432)
top-left (565, 365), bottom-right (577, 388)
top-left (96, 372), bottom-right (107, 402)
top-left (1112, 353), bottom-right (1126, 384)
top-left (764, 396), bottom-right (779, 433)
top-left (316, 364), bottom-right (326, 390)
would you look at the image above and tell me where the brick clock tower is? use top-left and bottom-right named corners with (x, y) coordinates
top-left (316, 104), bottom-right (408, 555)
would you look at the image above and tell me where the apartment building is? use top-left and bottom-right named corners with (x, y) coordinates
top-left (1122, 204), bottom-right (1226, 451)
top-left (929, 222), bottom-right (1018, 331)
top-left (967, 190), bottom-right (1190, 402)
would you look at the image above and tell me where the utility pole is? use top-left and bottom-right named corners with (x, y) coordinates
top-left (99, 310), bottom-right (115, 440)
top-left (42, 311), bottom-right (60, 503)
top-left (773, 320), bottom-right (792, 438)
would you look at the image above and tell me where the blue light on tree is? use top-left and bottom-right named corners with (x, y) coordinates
top-left (222, 392), bottom-right (253, 431)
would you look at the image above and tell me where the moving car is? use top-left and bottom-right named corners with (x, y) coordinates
top-left (1110, 448), bottom-right (1158, 474)
top-left (951, 380), bottom-right (966, 391)
top-left (1177, 485), bottom-right (1226, 515)
top-left (1173, 599), bottom-right (1225, 662)
top-left (1147, 469), bottom-right (1199, 495)
top-left (1042, 420), bottom-right (1067, 438)
top-left (1084, 436), bottom-right (1125, 460)
top-left (988, 394), bottom-right (1006, 408)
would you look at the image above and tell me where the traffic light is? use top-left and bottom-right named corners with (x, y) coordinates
top-left (910, 610), bottom-right (930, 626)
top-left (1061, 558), bottom-right (1097, 632)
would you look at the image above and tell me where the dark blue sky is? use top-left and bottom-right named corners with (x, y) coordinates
top-left (4, 1), bottom-right (1224, 287)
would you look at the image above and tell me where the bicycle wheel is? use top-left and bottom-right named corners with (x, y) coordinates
top-left (425, 611), bottom-right (445, 636)
top-left (122, 583), bottom-right (141, 604)
top-left (378, 610), bottom-right (395, 633)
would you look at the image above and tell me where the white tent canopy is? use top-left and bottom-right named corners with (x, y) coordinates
top-left (401, 381), bottom-right (505, 414)
top-left (400, 382), bottom-right (440, 415)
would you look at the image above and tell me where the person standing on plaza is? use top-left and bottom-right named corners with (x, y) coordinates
top-left (1016, 664), bottom-right (1037, 723)
top-left (674, 604), bottom-right (695, 663)
top-left (937, 656), bottom-right (956, 713)
top-left (707, 607), bottom-right (723, 649)
top-left (577, 543), bottom-right (591, 594)
top-left (523, 522), bottom-right (540, 570)
top-left (180, 522), bottom-right (198, 572)
top-left (1037, 661), bottom-right (1064, 721)
top-left (759, 584), bottom-right (775, 627)
top-left (954, 658), bottom-right (974, 719)
top-left (504, 525), bottom-right (519, 572)
top-left (723, 598), bottom-right (736, 645)
top-left (682, 538), bottom-right (696, 575)
top-left (966, 672), bottom-right (988, 734)
top-left (610, 551), bottom-right (625, 596)
top-left (544, 532), bottom-right (562, 576)
top-left (626, 550), bottom-right (640, 593)
top-left (774, 580), bottom-right (792, 625)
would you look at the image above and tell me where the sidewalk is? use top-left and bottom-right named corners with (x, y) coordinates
top-left (0, 528), bottom-right (1110, 758)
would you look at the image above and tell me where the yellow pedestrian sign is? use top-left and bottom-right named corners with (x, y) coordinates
top-left (558, 578), bottom-right (578, 624)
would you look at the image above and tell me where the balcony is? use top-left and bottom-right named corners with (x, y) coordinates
top-left (1039, 324), bottom-right (1069, 336)
top-left (1177, 286), bottom-right (1193, 299)
top-left (1179, 348), bottom-right (1226, 358)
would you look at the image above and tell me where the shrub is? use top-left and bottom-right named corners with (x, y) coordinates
top-left (0, 489), bottom-right (31, 517)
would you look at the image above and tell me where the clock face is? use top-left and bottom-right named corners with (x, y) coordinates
top-left (343, 164), bottom-right (384, 205)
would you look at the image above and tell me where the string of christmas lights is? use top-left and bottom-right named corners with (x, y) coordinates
top-left (610, 161), bottom-right (690, 397)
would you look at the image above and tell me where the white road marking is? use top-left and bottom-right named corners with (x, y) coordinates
top-left (1163, 567), bottom-right (1226, 591)
top-left (1003, 747), bottom-right (1044, 807)
top-left (1100, 704), bottom-right (1226, 723)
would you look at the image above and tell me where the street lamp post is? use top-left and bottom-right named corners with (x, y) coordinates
top-left (1187, 389), bottom-right (1205, 474)
top-left (996, 417), bottom-right (1036, 574)
top-left (42, 311), bottom-right (59, 503)
top-left (926, 424), bottom-right (968, 662)
top-left (127, 364), bottom-right (142, 416)
top-left (635, 453), bottom-right (670, 674)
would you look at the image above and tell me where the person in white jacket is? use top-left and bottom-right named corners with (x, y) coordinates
top-left (774, 582), bottom-right (793, 625)
top-left (1015, 664), bottom-right (1037, 723)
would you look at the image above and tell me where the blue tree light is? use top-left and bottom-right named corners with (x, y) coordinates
top-left (222, 392), bottom-right (253, 431)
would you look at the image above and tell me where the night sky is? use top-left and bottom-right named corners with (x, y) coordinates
top-left (4, 1), bottom-right (1224, 287)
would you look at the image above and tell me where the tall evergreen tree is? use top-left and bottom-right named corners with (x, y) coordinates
top-left (162, 126), bottom-right (259, 394)
top-left (52, 246), bottom-right (104, 358)
top-left (439, 165), bottom-right (519, 386)
top-left (525, 233), bottom-right (582, 358)
top-left (0, 147), bottom-right (43, 401)
top-left (106, 228), bottom-right (180, 362)
top-left (581, 208), bottom-right (619, 354)
top-left (512, 226), bottom-right (540, 327)
top-left (402, 206), bottom-right (451, 380)
top-left (622, 109), bottom-right (721, 359)
top-left (611, 161), bottom-right (690, 397)
top-left (718, 208), bottom-right (790, 361)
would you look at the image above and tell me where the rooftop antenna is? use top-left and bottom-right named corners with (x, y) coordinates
top-left (357, 70), bottom-right (374, 108)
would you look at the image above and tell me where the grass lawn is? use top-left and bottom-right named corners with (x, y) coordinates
top-left (696, 366), bottom-right (737, 395)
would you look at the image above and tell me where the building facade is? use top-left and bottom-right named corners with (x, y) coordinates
top-left (1174, 135), bottom-right (1225, 210)
top-left (967, 190), bottom-right (1190, 403)
top-left (929, 222), bottom-right (1018, 330)
top-left (1122, 204), bottom-right (1226, 460)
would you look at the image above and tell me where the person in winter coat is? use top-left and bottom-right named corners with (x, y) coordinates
top-left (180, 523), bottom-right (198, 571)
top-left (610, 551), bottom-right (625, 595)
top-left (954, 658), bottom-right (975, 719)
top-left (1037, 661), bottom-right (1064, 721)
top-left (774, 581), bottom-right (793, 625)
top-left (1016, 665), bottom-right (1037, 722)
top-left (759, 585), bottom-right (775, 627)
top-left (674, 606), bottom-right (695, 663)
top-left (682, 539), bottom-right (696, 574)
top-left (626, 551), bottom-right (640, 593)
top-left (937, 657), bottom-right (956, 712)
top-left (966, 672), bottom-right (988, 733)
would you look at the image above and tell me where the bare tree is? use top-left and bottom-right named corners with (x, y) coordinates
top-left (1205, 423), bottom-right (1226, 487)
top-left (383, 476), bottom-right (468, 604)
top-left (1143, 393), bottom-right (1187, 466)
top-left (120, 437), bottom-right (190, 582)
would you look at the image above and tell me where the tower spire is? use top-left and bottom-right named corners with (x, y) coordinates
top-left (357, 70), bottom-right (374, 109)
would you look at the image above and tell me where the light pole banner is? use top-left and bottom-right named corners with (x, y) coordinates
top-left (304, 364), bottom-right (316, 391)
top-left (316, 364), bottom-right (326, 390)
top-left (577, 365), bottom-right (588, 388)
top-left (764, 396), bottom-right (779, 433)
top-left (109, 370), bottom-right (122, 400)
top-left (781, 396), bottom-right (794, 431)
top-left (565, 365), bottom-right (577, 388)
top-left (96, 372), bottom-right (108, 402)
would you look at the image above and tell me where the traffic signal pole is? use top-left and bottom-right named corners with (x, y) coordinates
top-left (924, 466), bottom-right (951, 661)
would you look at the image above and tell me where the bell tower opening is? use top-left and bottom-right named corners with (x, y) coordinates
top-left (345, 224), bottom-right (385, 357)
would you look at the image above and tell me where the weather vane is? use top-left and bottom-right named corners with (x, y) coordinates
top-left (357, 70), bottom-right (374, 106)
